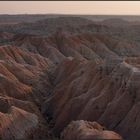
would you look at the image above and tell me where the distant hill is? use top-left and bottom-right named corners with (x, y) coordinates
top-left (0, 14), bottom-right (140, 24)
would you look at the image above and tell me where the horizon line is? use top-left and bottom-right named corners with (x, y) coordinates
top-left (0, 13), bottom-right (140, 16)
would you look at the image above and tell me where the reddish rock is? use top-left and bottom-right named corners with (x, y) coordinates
top-left (61, 120), bottom-right (122, 140)
top-left (0, 106), bottom-right (38, 140)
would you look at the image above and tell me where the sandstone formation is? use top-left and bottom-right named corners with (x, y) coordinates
top-left (0, 106), bottom-right (38, 140)
top-left (0, 44), bottom-right (54, 139)
top-left (0, 16), bottom-right (140, 140)
top-left (61, 120), bottom-right (122, 140)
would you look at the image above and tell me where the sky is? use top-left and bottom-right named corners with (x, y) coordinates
top-left (0, 1), bottom-right (140, 15)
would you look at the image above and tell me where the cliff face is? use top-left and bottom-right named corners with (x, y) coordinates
top-left (43, 57), bottom-right (140, 140)
top-left (0, 16), bottom-right (140, 140)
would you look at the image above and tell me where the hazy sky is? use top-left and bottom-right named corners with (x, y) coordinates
top-left (0, 1), bottom-right (140, 15)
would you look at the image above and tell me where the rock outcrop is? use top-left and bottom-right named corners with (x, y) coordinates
top-left (0, 106), bottom-right (38, 140)
top-left (0, 44), bottom-right (54, 139)
top-left (61, 120), bottom-right (122, 140)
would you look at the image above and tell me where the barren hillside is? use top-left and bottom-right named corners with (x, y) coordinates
top-left (0, 15), bottom-right (140, 140)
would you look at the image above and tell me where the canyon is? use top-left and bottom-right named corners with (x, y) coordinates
top-left (0, 15), bottom-right (140, 140)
